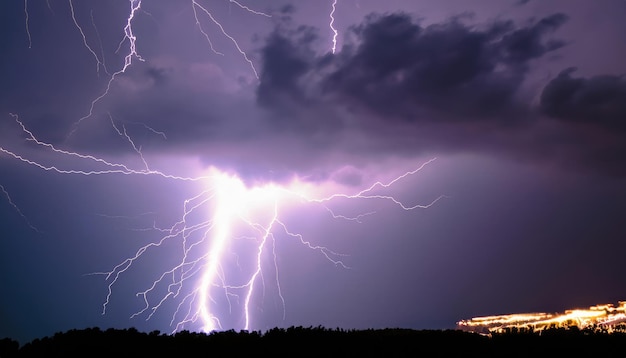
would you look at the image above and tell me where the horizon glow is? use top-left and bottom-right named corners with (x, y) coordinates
top-left (457, 302), bottom-right (626, 334)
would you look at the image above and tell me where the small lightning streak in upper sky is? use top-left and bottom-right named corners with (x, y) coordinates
top-left (191, 0), bottom-right (260, 79)
top-left (24, 0), bottom-right (32, 48)
top-left (329, 0), bottom-right (338, 54)
top-left (69, 0), bottom-right (107, 76)
top-left (228, 0), bottom-right (271, 17)
top-left (0, 184), bottom-right (41, 234)
top-left (192, 3), bottom-right (225, 56)
top-left (68, 0), bottom-right (144, 137)
top-left (67, 0), bottom-right (265, 137)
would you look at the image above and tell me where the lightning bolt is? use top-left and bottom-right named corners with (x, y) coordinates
top-left (24, 0), bottom-right (32, 48)
top-left (228, 0), bottom-right (271, 17)
top-left (91, 9), bottom-right (110, 76)
top-left (65, 0), bottom-right (266, 137)
top-left (69, 0), bottom-right (144, 137)
top-left (110, 114), bottom-right (167, 141)
top-left (0, 184), bottom-right (41, 234)
top-left (329, 0), bottom-right (338, 54)
top-left (2, 114), bottom-right (443, 333)
top-left (69, 0), bottom-right (107, 76)
top-left (5, 1), bottom-right (444, 335)
top-left (192, 3), bottom-right (225, 57)
top-left (191, 0), bottom-right (261, 79)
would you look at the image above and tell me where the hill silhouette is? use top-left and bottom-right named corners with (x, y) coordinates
top-left (2, 326), bottom-right (626, 357)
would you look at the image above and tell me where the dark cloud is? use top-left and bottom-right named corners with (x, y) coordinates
top-left (256, 25), bottom-right (318, 112)
top-left (252, 11), bottom-right (626, 176)
top-left (5, 3), bottom-right (625, 179)
top-left (499, 13), bottom-right (567, 65)
top-left (258, 12), bottom-right (568, 123)
top-left (540, 68), bottom-right (626, 131)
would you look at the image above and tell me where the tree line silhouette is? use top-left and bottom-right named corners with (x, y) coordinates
top-left (2, 325), bottom-right (626, 357)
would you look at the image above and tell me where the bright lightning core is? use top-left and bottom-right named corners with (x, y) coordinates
top-left (192, 169), bottom-right (294, 332)
top-left (1, 113), bottom-right (441, 332)
top-left (92, 162), bottom-right (442, 334)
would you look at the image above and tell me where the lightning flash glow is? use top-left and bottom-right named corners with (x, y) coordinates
top-left (1, 115), bottom-right (442, 332)
top-left (3, 1), bottom-right (444, 334)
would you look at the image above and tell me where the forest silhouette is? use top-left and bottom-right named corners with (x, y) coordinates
top-left (2, 325), bottom-right (626, 357)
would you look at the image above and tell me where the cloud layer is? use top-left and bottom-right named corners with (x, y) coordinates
top-left (3, 6), bottom-right (626, 178)
top-left (252, 10), bottom-right (626, 175)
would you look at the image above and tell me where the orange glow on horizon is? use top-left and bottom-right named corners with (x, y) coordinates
top-left (457, 302), bottom-right (626, 334)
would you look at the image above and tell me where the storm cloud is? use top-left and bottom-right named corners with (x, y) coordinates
top-left (253, 11), bottom-right (626, 175)
top-left (541, 68), bottom-right (626, 131)
top-left (2, 4), bottom-right (625, 178)
top-left (258, 12), bottom-right (567, 120)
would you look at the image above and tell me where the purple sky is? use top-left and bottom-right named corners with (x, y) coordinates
top-left (1, 0), bottom-right (626, 343)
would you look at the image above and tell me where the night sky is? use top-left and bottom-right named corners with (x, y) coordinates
top-left (1, 0), bottom-right (626, 344)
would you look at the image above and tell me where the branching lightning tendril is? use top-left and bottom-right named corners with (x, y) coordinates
top-left (3, 1), bottom-right (446, 334)
top-left (69, 0), bottom-right (263, 137)
top-left (191, 0), bottom-right (261, 79)
top-left (329, 0), bottom-right (338, 54)
top-left (69, 0), bottom-right (144, 138)
top-left (69, 0), bottom-right (107, 76)
top-left (24, 0), bottom-right (32, 48)
top-left (0, 183), bottom-right (41, 234)
top-left (2, 113), bottom-right (443, 332)
top-left (228, 0), bottom-right (271, 18)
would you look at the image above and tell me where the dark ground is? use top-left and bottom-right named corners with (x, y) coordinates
top-left (2, 326), bottom-right (626, 357)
